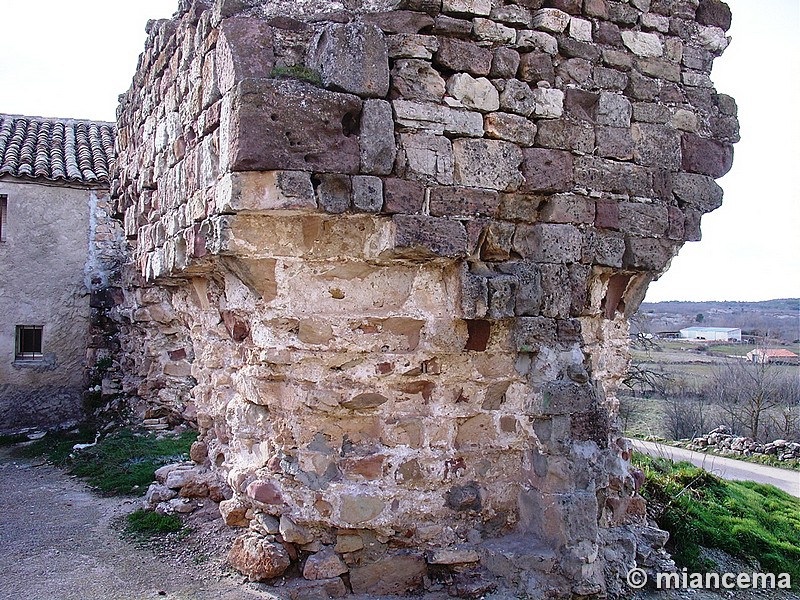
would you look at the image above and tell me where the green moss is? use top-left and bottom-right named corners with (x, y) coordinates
top-left (633, 453), bottom-right (800, 586)
top-left (270, 64), bottom-right (322, 85)
top-left (125, 509), bottom-right (183, 536)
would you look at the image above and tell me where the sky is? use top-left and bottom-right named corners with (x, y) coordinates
top-left (0, 0), bottom-right (797, 303)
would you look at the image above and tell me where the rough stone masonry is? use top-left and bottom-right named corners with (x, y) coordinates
top-left (111, 0), bottom-right (738, 596)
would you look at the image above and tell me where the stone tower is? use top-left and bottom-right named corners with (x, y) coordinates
top-left (113, 0), bottom-right (737, 596)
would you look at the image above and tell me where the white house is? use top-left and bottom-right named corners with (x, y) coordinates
top-left (679, 326), bottom-right (742, 342)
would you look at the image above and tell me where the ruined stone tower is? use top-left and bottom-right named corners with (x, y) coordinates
top-left (112, 0), bottom-right (737, 596)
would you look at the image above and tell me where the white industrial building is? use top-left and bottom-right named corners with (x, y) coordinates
top-left (679, 326), bottom-right (742, 341)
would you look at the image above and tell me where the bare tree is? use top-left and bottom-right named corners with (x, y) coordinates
top-left (705, 360), bottom-right (798, 441)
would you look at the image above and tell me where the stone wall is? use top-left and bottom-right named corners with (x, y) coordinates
top-left (113, 0), bottom-right (737, 595)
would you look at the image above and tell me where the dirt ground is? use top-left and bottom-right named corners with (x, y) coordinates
top-left (1, 447), bottom-right (797, 600)
top-left (0, 448), bottom-right (275, 600)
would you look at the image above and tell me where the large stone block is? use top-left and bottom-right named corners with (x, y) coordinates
top-left (392, 215), bottom-right (468, 258)
top-left (228, 532), bottom-right (291, 582)
top-left (216, 171), bottom-right (316, 213)
top-left (485, 112), bottom-right (537, 147)
top-left (446, 73), bottom-right (500, 112)
top-left (308, 23), bottom-right (390, 98)
top-left (391, 59), bottom-right (446, 101)
top-left (520, 148), bottom-right (574, 193)
top-left (429, 186), bottom-right (500, 217)
top-left (349, 553), bottom-right (426, 595)
top-left (223, 79), bottom-right (362, 174)
top-left (672, 172), bottom-right (723, 213)
top-left (681, 133), bottom-right (734, 178)
top-left (513, 223), bottom-right (582, 263)
top-left (216, 18), bottom-right (275, 95)
top-left (396, 132), bottom-right (454, 185)
top-left (393, 100), bottom-right (484, 137)
top-left (453, 139), bottom-right (524, 192)
top-left (618, 202), bottom-right (669, 237)
top-left (632, 123), bottom-right (681, 170)
top-left (360, 99), bottom-right (397, 175)
top-left (574, 157), bottom-right (653, 197)
top-left (435, 38), bottom-right (493, 76)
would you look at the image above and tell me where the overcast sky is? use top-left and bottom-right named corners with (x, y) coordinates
top-left (0, 0), bottom-right (797, 303)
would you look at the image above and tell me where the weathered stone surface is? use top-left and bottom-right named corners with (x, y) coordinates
top-left (391, 59), bottom-right (446, 101)
top-left (224, 79), bottom-right (361, 174)
top-left (360, 99), bottom-right (397, 176)
top-left (430, 186), bottom-right (500, 217)
top-left (435, 38), bottom-right (493, 76)
top-left (532, 8), bottom-right (571, 32)
top-left (339, 494), bottom-right (386, 524)
top-left (352, 175), bottom-right (383, 212)
top-left (596, 126), bottom-right (634, 160)
top-left (383, 177), bottom-right (425, 213)
top-left (623, 236), bottom-right (678, 270)
top-left (392, 215), bottom-right (468, 258)
top-left (303, 548), bottom-right (348, 580)
top-left (513, 223), bottom-right (582, 263)
top-left (631, 123), bottom-right (681, 170)
top-left (216, 18), bottom-right (275, 94)
top-left (228, 532), bottom-right (291, 581)
top-left (518, 52), bottom-right (555, 85)
top-left (364, 11), bottom-right (436, 34)
top-left (113, 0), bottom-right (739, 597)
top-left (447, 73), bottom-right (500, 112)
top-left (681, 133), bottom-right (734, 178)
top-left (394, 100), bottom-right (484, 137)
top-left (342, 392), bottom-right (389, 409)
top-left (308, 23), bottom-right (390, 98)
top-left (396, 132), bottom-right (454, 185)
top-left (453, 139), bottom-right (524, 192)
top-left (491, 47), bottom-right (521, 79)
top-left (621, 31), bottom-right (663, 57)
top-left (216, 171), bottom-right (316, 213)
top-left (387, 33), bottom-right (440, 59)
top-left (596, 92), bottom-right (632, 127)
top-left (315, 174), bottom-right (351, 214)
top-left (575, 156), bottom-right (653, 196)
top-left (484, 112), bottom-right (537, 147)
top-left (520, 148), bottom-right (573, 192)
top-left (672, 172), bottom-right (723, 213)
top-left (618, 202), bottom-right (669, 237)
top-left (473, 18), bottom-right (517, 44)
top-left (499, 79), bottom-right (538, 117)
top-left (349, 553), bottom-right (426, 595)
top-left (535, 120), bottom-right (594, 154)
top-left (246, 479), bottom-right (284, 505)
top-left (696, 0), bottom-right (732, 30)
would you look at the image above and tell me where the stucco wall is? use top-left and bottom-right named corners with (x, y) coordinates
top-left (0, 178), bottom-right (104, 430)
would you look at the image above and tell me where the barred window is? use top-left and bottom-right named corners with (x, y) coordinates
top-left (15, 326), bottom-right (43, 361)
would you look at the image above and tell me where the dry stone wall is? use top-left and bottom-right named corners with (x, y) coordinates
top-left (113, 0), bottom-right (737, 596)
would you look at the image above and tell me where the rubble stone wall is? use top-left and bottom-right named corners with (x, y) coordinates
top-left (113, 0), bottom-right (737, 595)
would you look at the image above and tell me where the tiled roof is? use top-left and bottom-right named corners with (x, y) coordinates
top-left (0, 113), bottom-right (115, 185)
top-left (757, 349), bottom-right (798, 358)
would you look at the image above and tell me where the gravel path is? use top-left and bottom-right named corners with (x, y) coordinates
top-left (0, 448), bottom-right (274, 600)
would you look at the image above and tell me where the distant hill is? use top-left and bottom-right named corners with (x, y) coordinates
top-left (635, 299), bottom-right (800, 342)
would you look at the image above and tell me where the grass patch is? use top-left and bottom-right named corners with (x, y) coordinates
top-left (125, 509), bottom-right (183, 537)
top-left (270, 65), bottom-right (322, 85)
top-left (633, 453), bottom-right (800, 586)
top-left (12, 428), bottom-right (196, 496)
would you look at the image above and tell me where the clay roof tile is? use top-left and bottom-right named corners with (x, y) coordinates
top-left (0, 113), bottom-right (115, 185)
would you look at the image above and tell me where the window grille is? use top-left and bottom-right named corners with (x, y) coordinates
top-left (15, 325), bottom-right (43, 360)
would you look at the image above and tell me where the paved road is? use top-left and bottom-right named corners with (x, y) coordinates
top-left (631, 439), bottom-right (800, 498)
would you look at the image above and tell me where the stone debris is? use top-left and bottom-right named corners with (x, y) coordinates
top-left (108, 0), bottom-right (739, 596)
top-left (687, 425), bottom-right (800, 462)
